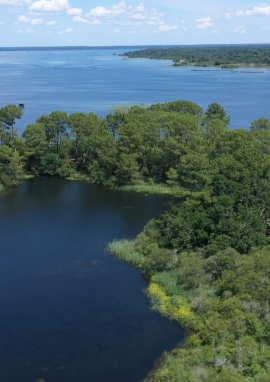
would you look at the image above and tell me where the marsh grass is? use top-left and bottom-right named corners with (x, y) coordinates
top-left (109, 104), bottom-right (151, 112)
top-left (108, 239), bottom-right (145, 268)
top-left (120, 183), bottom-right (176, 195)
top-left (66, 173), bottom-right (90, 181)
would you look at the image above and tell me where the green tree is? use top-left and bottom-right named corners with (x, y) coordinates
top-left (105, 111), bottom-right (125, 137)
top-left (0, 104), bottom-right (24, 131)
top-left (22, 123), bottom-right (48, 171)
top-left (70, 112), bottom-right (117, 183)
top-left (40, 152), bottom-right (65, 176)
top-left (115, 153), bottom-right (141, 185)
top-left (37, 111), bottom-right (69, 155)
top-left (203, 103), bottom-right (231, 126)
top-left (250, 117), bottom-right (270, 131)
top-left (0, 146), bottom-right (24, 187)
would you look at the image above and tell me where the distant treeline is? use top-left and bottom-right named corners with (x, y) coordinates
top-left (120, 45), bottom-right (270, 68)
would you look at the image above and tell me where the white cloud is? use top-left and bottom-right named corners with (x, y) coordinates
top-left (84, 2), bottom-right (168, 29)
top-left (17, 27), bottom-right (34, 33)
top-left (236, 10), bottom-right (244, 16)
top-left (72, 15), bottom-right (100, 24)
top-left (0, 21), bottom-right (4, 24)
top-left (212, 29), bottom-right (218, 33)
top-left (72, 15), bottom-right (89, 23)
top-left (112, 1), bottom-right (125, 10)
top-left (87, 3), bottom-right (126, 17)
top-left (58, 27), bottom-right (74, 34)
top-left (236, 6), bottom-right (270, 16)
top-left (28, 12), bottom-right (45, 15)
top-left (31, 18), bottom-right (44, 24)
top-left (134, 3), bottom-right (145, 12)
top-left (197, 21), bottom-right (213, 28)
top-left (225, 13), bottom-right (232, 19)
top-left (86, 1), bottom-right (163, 26)
top-left (67, 8), bottom-right (82, 15)
top-left (87, 6), bottom-right (108, 16)
top-left (46, 20), bottom-right (56, 25)
top-left (89, 19), bottom-right (100, 24)
top-left (130, 13), bottom-right (147, 20)
top-left (17, 15), bottom-right (29, 22)
top-left (233, 25), bottom-right (246, 33)
top-left (195, 16), bottom-right (213, 29)
top-left (146, 20), bottom-right (163, 25)
top-left (114, 28), bottom-right (120, 32)
top-left (29, 0), bottom-right (70, 12)
top-left (17, 15), bottom-right (44, 24)
top-left (0, 0), bottom-right (31, 5)
top-left (158, 24), bottom-right (177, 31)
top-left (196, 16), bottom-right (211, 23)
top-left (196, 17), bottom-right (214, 29)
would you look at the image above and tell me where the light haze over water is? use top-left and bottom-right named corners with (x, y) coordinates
top-left (0, 46), bottom-right (269, 133)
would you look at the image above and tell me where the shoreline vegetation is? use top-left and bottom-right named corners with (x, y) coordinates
top-left (109, 104), bottom-right (151, 112)
top-left (2, 100), bottom-right (270, 381)
top-left (119, 45), bottom-right (270, 69)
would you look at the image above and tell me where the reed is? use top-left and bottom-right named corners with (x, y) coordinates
top-left (108, 239), bottom-right (145, 268)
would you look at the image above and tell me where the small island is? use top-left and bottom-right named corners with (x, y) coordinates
top-left (120, 45), bottom-right (270, 68)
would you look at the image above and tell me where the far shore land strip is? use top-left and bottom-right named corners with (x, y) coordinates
top-left (120, 45), bottom-right (270, 69)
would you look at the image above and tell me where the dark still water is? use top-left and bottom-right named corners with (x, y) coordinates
top-left (0, 178), bottom-right (184, 382)
top-left (0, 46), bottom-right (269, 133)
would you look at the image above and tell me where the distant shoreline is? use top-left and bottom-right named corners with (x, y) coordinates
top-left (0, 43), bottom-right (270, 52)
top-left (120, 45), bottom-right (270, 69)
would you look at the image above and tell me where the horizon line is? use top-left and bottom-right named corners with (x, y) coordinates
top-left (0, 43), bottom-right (270, 50)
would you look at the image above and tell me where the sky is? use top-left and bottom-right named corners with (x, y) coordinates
top-left (0, 0), bottom-right (269, 46)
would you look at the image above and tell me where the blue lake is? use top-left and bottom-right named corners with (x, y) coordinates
top-left (0, 46), bottom-right (269, 133)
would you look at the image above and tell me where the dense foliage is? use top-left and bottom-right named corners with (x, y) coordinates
top-left (2, 100), bottom-right (270, 381)
top-left (120, 45), bottom-right (270, 68)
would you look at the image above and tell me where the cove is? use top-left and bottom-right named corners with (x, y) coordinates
top-left (0, 178), bottom-right (185, 382)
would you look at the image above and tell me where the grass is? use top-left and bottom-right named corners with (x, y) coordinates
top-left (22, 174), bottom-right (36, 179)
top-left (66, 173), bottom-right (90, 181)
top-left (108, 104), bottom-right (151, 112)
top-left (107, 239), bottom-right (145, 268)
top-left (119, 183), bottom-right (177, 195)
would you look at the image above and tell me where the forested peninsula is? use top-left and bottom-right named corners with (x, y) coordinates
top-left (120, 45), bottom-right (270, 68)
top-left (2, 101), bottom-right (270, 381)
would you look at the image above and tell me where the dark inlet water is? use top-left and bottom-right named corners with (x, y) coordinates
top-left (0, 178), bottom-right (184, 382)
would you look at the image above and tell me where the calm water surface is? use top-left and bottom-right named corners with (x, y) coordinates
top-left (0, 178), bottom-right (184, 382)
top-left (0, 46), bottom-right (269, 133)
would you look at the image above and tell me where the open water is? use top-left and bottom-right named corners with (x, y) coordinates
top-left (0, 178), bottom-right (184, 382)
top-left (0, 46), bottom-right (269, 133)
